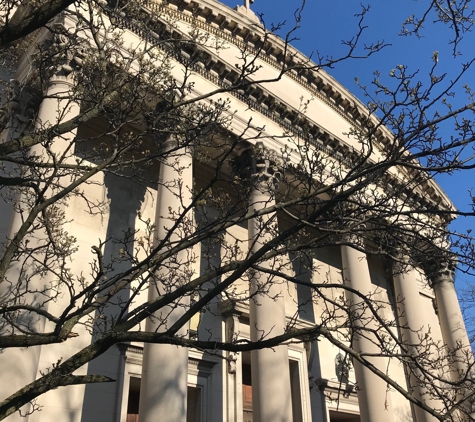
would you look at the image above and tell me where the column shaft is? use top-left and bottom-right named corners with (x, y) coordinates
top-left (235, 143), bottom-right (293, 422)
top-left (432, 266), bottom-right (472, 388)
top-left (0, 73), bottom-right (79, 421)
top-left (393, 265), bottom-right (440, 422)
top-left (139, 141), bottom-right (193, 422)
top-left (341, 244), bottom-right (395, 422)
top-left (249, 188), bottom-right (293, 422)
top-left (32, 76), bottom-right (80, 157)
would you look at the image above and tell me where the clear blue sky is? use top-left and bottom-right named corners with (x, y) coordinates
top-left (221, 1), bottom-right (475, 292)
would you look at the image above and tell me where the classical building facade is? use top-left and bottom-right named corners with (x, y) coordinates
top-left (0, 1), bottom-right (472, 422)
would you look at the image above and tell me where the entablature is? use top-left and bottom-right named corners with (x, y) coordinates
top-left (8, 0), bottom-right (455, 219)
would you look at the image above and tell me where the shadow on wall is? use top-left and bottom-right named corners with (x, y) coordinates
top-left (291, 251), bottom-right (315, 323)
top-left (80, 173), bottom-right (146, 422)
top-left (393, 404), bottom-right (415, 422)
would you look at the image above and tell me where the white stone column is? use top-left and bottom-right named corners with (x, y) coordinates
top-left (0, 66), bottom-right (79, 421)
top-left (32, 78), bottom-right (79, 157)
top-left (430, 262), bottom-right (472, 384)
top-left (139, 138), bottom-right (194, 422)
top-left (393, 261), bottom-right (440, 422)
top-left (236, 143), bottom-right (293, 422)
top-left (341, 242), bottom-right (395, 422)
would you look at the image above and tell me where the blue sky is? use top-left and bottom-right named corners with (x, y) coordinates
top-left (220, 1), bottom-right (475, 293)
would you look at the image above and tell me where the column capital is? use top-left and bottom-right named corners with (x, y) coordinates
top-left (42, 25), bottom-right (85, 85)
top-left (391, 253), bottom-right (412, 276)
top-left (385, 237), bottom-right (421, 274)
top-left (233, 142), bottom-right (282, 194)
top-left (340, 230), bottom-right (367, 250)
top-left (160, 135), bottom-right (193, 155)
top-left (161, 135), bottom-right (179, 152)
top-left (424, 259), bottom-right (456, 285)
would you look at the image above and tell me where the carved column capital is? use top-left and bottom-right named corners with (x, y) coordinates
top-left (159, 135), bottom-right (194, 156)
top-left (391, 254), bottom-right (411, 276)
top-left (385, 236), bottom-right (417, 274)
top-left (339, 228), bottom-right (369, 251)
top-left (233, 142), bottom-right (282, 194)
top-left (42, 26), bottom-right (84, 83)
top-left (424, 258), bottom-right (456, 285)
top-left (160, 135), bottom-right (179, 152)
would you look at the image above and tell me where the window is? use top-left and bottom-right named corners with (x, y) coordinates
top-left (289, 360), bottom-right (303, 422)
top-left (240, 355), bottom-right (304, 422)
top-left (329, 410), bottom-right (360, 422)
top-left (124, 379), bottom-right (202, 422)
top-left (126, 377), bottom-right (140, 422)
top-left (187, 386), bottom-right (202, 422)
top-left (242, 362), bottom-right (253, 422)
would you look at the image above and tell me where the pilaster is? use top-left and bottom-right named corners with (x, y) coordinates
top-left (224, 312), bottom-right (244, 422)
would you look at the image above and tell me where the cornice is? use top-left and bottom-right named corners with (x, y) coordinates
top-left (137, 0), bottom-right (453, 214)
top-left (153, 0), bottom-right (421, 162)
top-left (109, 9), bottom-right (357, 167)
top-left (315, 379), bottom-right (359, 406)
top-left (108, 3), bottom-right (453, 216)
top-left (12, 0), bottom-right (453, 215)
top-left (148, 0), bottom-right (372, 138)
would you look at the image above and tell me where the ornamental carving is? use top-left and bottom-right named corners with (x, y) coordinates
top-left (0, 79), bottom-right (41, 133)
top-left (335, 353), bottom-right (352, 383)
top-left (424, 258), bottom-right (456, 285)
top-left (233, 142), bottom-right (282, 194)
top-left (41, 25), bottom-right (84, 80)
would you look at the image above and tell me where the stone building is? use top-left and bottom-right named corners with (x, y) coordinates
top-left (0, 1), bottom-right (472, 422)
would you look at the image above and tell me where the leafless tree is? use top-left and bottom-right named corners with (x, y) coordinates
top-left (0, 1), bottom-right (475, 421)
